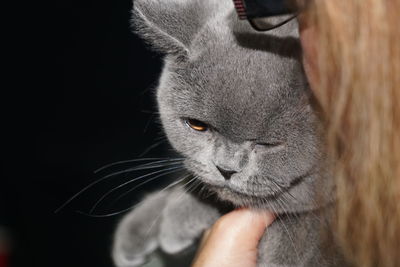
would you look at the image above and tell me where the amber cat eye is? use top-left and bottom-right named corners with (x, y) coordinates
top-left (185, 119), bottom-right (208, 132)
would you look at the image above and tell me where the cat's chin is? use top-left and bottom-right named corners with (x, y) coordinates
top-left (204, 183), bottom-right (327, 214)
top-left (209, 184), bottom-right (281, 210)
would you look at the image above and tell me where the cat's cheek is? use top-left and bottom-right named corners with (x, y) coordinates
top-left (166, 123), bottom-right (212, 164)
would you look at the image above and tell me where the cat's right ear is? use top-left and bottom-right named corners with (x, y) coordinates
top-left (132, 0), bottom-right (218, 58)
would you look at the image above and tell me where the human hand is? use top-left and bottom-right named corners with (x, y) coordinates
top-left (191, 208), bottom-right (275, 267)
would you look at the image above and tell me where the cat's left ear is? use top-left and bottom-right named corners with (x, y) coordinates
top-left (132, 0), bottom-right (223, 58)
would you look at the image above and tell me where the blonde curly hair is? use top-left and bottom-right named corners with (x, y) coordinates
top-left (304, 1), bottom-right (400, 266)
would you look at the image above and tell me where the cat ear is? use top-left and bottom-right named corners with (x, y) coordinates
top-left (132, 0), bottom-right (218, 57)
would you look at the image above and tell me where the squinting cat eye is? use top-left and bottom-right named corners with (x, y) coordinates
top-left (232, 0), bottom-right (303, 31)
top-left (185, 118), bottom-right (209, 132)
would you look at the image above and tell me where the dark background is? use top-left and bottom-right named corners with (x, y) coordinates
top-left (2, 1), bottom-right (168, 266)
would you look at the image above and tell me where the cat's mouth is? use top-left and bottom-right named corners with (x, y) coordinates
top-left (207, 181), bottom-right (291, 201)
top-left (185, 160), bottom-right (329, 212)
top-left (205, 172), bottom-right (306, 199)
top-left (198, 174), bottom-right (321, 213)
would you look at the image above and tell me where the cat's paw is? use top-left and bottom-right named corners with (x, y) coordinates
top-left (158, 189), bottom-right (220, 254)
top-left (112, 188), bottom-right (221, 266)
top-left (112, 191), bottom-right (169, 267)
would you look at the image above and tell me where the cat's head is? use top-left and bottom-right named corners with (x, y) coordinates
top-left (133, 0), bottom-right (333, 213)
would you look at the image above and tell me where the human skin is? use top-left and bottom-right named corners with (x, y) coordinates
top-left (192, 209), bottom-right (275, 267)
top-left (191, 18), bottom-right (317, 267)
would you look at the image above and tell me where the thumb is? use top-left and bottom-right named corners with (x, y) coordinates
top-left (192, 209), bottom-right (275, 267)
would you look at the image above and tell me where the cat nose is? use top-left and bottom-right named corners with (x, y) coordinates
top-left (216, 166), bottom-right (237, 180)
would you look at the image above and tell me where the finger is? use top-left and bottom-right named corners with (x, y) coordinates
top-left (210, 209), bottom-right (275, 251)
top-left (192, 209), bottom-right (275, 267)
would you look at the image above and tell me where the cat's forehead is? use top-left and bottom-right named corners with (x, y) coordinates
top-left (165, 48), bottom-right (306, 139)
top-left (160, 18), bottom-right (307, 139)
top-left (190, 38), bottom-right (302, 92)
top-left (186, 45), bottom-right (296, 96)
top-left (180, 17), bottom-right (304, 109)
top-left (182, 51), bottom-right (286, 113)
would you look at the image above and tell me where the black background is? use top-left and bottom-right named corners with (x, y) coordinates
top-left (3, 1), bottom-right (168, 266)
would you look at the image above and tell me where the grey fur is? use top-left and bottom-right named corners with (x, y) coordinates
top-left (113, 0), bottom-right (346, 266)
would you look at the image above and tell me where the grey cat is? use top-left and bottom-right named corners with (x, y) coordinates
top-left (113, 0), bottom-right (346, 266)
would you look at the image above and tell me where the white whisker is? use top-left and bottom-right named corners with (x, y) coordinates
top-left (89, 167), bottom-right (184, 214)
